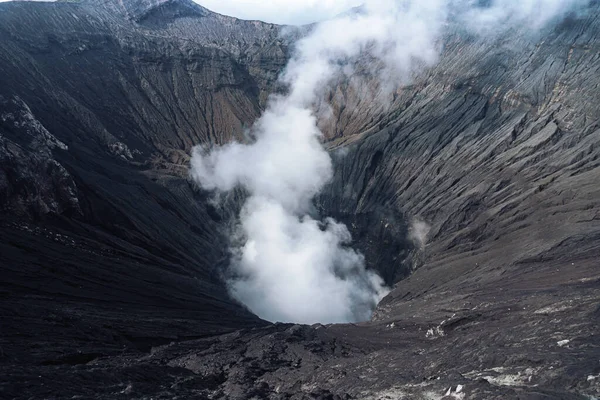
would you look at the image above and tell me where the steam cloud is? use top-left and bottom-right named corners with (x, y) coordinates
top-left (409, 219), bottom-right (431, 250)
top-left (191, 0), bottom-right (587, 324)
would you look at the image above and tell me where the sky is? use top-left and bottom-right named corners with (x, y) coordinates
top-left (0, 0), bottom-right (586, 25)
top-left (0, 0), bottom-right (362, 25)
top-left (195, 0), bottom-right (361, 24)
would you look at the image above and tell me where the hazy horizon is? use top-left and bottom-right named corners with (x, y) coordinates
top-left (0, 0), bottom-right (361, 25)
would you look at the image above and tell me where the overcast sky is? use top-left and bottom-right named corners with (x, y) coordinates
top-left (195, 0), bottom-right (361, 24)
top-left (0, 0), bottom-right (362, 25)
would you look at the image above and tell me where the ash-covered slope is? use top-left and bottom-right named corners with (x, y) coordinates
top-left (1, 0), bottom-right (600, 399)
top-left (0, 0), bottom-right (288, 367)
top-left (324, 11), bottom-right (600, 319)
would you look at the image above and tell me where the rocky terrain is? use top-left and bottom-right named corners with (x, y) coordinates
top-left (0, 0), bottom-right (599, 399)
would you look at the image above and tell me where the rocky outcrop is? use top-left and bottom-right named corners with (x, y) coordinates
top-left (0, 96), bottom-right (79, 217)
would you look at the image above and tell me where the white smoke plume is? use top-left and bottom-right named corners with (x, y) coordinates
top-left (457, 0), bottom-right (590, 33)
top-left (409, 219), bottom-right (431, 250)
top-left (191, 0), bottom-right (587, 324)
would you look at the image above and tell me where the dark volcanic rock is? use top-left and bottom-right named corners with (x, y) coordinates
top-left (0, 95), bottom-right (79, 217)
top-left (0, 0), bottom-right (599, 399)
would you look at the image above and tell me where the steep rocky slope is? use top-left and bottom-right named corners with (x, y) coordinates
top-left (0, 0), bottom-right (599, 399)
top-left (0, 0), bottom-right (286, 366)
top-left (323, 11), bottom-right (600, 312)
